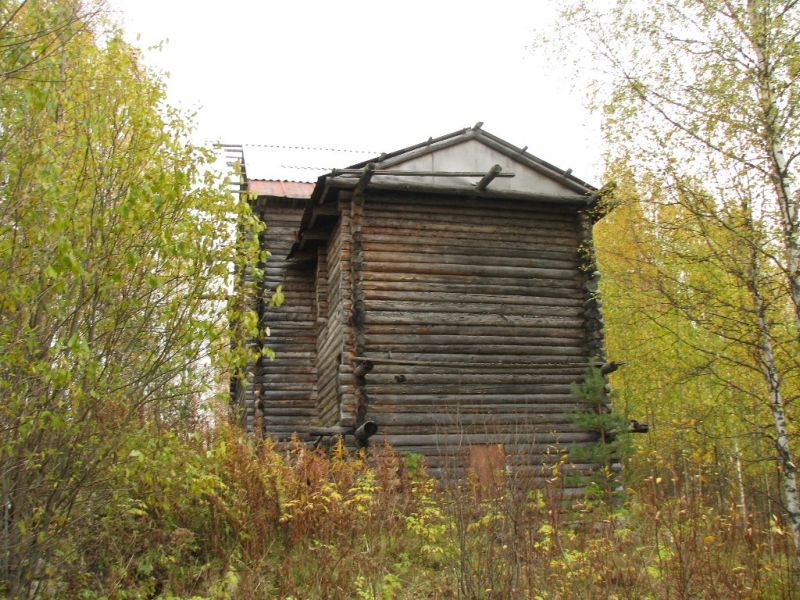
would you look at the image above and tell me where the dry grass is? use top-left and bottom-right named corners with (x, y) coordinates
top-left (12, 426), bottom-right (798, 599)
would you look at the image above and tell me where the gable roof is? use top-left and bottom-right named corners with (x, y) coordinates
top-left (286, 125), bottom-right (599, 258)
top-left (241, 124), bottom-right (597, 200)
top-left (300, 124), bottom-right (598, 213)
top-left (343, 124), bottom-right (596, 196)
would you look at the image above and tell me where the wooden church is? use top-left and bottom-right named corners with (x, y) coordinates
top-left (230, 124), bottom-right (612, 483)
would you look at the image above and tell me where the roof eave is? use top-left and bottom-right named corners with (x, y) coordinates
top-left (325, 178), bottom-right (593, 208)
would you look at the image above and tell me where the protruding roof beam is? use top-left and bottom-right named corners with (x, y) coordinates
top-left (354, 162), bottom-right (376, 196)
top-left (475, 164), bottom-right (503, 191)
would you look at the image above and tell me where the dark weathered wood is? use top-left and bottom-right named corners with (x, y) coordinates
top-left (237, 169), bottom-right (610, 483)
top-left (331, 168), bottom-right (515, 178)
top-left (365, 250), bottom-right (578, 270)
top-left (475, 164), bottom-right (504, 190)
top-left (328, 179), bottom-right (589, 207)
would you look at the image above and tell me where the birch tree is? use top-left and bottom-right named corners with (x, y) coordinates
top-left (554, 0), bottom-right (800, 557)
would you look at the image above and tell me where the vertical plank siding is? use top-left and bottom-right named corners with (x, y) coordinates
top-left (358, 193), bottom-right (597, 477)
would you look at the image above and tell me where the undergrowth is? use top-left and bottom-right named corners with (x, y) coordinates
top-left (9, 424), bottom-right (790, 599)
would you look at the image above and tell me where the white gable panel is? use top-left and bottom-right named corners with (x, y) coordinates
top-left (372, 139), bottom-right (583, 198)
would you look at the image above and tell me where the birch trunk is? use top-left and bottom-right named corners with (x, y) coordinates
top-left (745, 192), bottom-right (800, 557)
top-left (753, 285), bottom-right (800, 556)
top-left (733, 439), bottom-right (749, 525)
top-left (747, 0), bottom-right (800, 333)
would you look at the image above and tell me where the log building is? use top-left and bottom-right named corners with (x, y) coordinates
top-left (230, 124), bottom-right (610, 485)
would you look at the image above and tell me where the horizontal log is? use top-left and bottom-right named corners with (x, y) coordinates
top-left (367, 393), bottom-right (582, 404)
top-left (365, 194), bottom-right (575, 217)
top-left (261, 415), bottom-right (317, 424)
top-left (364, 288), bottom-right (584, 308)
top-left (377, 423), bottom-right (591, 435)
top-left (365, 333), bottom-right (585, 347)
top-left (364, 346), bottom-right (585, 359)
top-left (372, 412), bottom-right (578, 426)
top-left (363, 261), bottom-right (580, 280)
top-left (365, 205), bottom-right (576, 229)
top-left (362, 232), bottom-right (578, 255)
top-left (365, 203), bottom-right (577, 223)
top-left (357, 354), bottom-right (589, 367)
top-left (257, 364), bottom-right (316, 374)
top-left (261, 374), bottom-right (316, 383)
top-left (364, 250), bottom-right (578, 271)
top-left (364, 313), bottom-right (585, 327)
top-left (368, 441), bottom-right (575, 457)
top-left (368, 402), bottom-right (587, 414)
top-left (364, 323), bottom-right (587, 338)
top-left (424, 459), bottom-right (599, 473)
top-left (261, 390), bottom-right (316, 400)
top-left (367, 372), bottom-right (583, 385)
top-left (364, 289), bottom-right (583, 308)
top-left (363, 214), bottom-right (578, 237)
top-left (361, 271), bottom-right (583, 290)
top-left (363, 241), bottom-right (578, 262)
top-left (363, 225), bottom-right (578, 247)
top-left (367, 383), bottom-right (576, 395)
top-left (364, 300), bottom-right (583, 319)
top-left (376, 432), bottom-right (595, 446)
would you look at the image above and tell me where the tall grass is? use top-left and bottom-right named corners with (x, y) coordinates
top-left (17, 423), bottom-right (793, 599)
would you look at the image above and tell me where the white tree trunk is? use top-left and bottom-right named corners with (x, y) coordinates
top-left (747, 0), bottom-right (800, 333)
top-left (753, 280), bottom-right (800, 557)
top-left (733, 439), bottom-right (748, 525)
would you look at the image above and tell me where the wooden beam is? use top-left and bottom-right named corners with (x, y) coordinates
top-left (353, 421), bottom-right (378, 446)
top-left (313, 203), bottom-right (340, 216)
top-left (475, 164), bottom-right (503, 191)
top-left (308, 203), bottom-right (340, 229)
top-left (354, 162), bottom-right (376, 196)
top-left (332, 168), bottom-right (515, 178)
top-left (353, 355), bottom-right (593, 369)
top-left (353, 359), bottom-right (374, 377)
top-left (300, 229), bottom-right (329, 241)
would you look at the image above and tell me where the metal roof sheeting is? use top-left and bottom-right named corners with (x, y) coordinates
top-left (241, 144), bottom-right (378, 183)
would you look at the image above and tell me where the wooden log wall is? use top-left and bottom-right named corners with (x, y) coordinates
top-left (315, 213), bottom-right (352, 426)
top-left (251, 198), bottom-right (318, 439)
top-left (233, 256), bottom-right (261, 433)
top-left (357, 192), bottom-right (599, 483)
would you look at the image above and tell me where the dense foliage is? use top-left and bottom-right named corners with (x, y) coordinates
top-left (0, 1), bottom-right (260, 595)
top-left (555, 0), bottom-right (800, 559)
top-left (1, 0), bottom-right (799, 597)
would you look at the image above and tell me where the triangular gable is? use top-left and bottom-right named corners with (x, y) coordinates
top-left (332, 126), bottom-right (595, 200)
top-left (288, 126), bottom-right (597, 257)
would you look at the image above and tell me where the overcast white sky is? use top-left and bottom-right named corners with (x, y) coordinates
top-left (107, 0), bottom-right (602, 183)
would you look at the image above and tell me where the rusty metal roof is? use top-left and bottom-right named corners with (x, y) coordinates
top-left (247, 180), bottom-right (315, 198)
